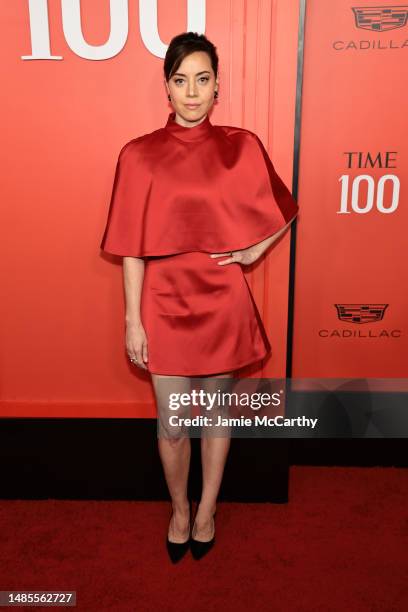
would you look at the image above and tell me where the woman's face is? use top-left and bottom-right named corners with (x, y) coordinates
top-left (165, 51), bottom-right (218, 127)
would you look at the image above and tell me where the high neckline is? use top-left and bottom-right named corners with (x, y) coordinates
top-left (164, 111), bottom-right (213, 143)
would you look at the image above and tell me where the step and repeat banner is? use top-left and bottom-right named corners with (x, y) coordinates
top-left (292, 1), bottom-right (407, 392)
top-left (1, 1), bottom-right (405, 419)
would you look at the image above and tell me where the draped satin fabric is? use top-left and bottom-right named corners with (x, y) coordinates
top-left (100, 112), bottom-right (298, 376)
top-left (140, 250), bottom-right (272, 376)
top-left (100, 112), bottom-right (299, 257)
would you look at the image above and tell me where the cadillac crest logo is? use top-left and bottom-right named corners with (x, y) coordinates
top-left (352, 6), bottom-right (408, 31)
top-left (335, 303), bottom-right (389, 324)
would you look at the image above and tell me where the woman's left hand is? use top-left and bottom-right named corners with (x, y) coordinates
top-left (210, 246), bottom-right (260, 266)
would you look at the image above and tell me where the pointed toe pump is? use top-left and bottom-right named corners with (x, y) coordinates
top-left (190, 511), bottom-right (216, 560)
top-left (166, 503), bottom-right (192, 564)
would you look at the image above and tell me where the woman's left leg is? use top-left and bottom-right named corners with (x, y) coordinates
top-left (192, 371), bottom-right (233, 541)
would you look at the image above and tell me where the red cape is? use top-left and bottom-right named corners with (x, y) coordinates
top-left (100, 112), bottom-right (299, 257)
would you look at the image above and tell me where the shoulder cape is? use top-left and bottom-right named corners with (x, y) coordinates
top-left (100, 112), bottom-right (299, 257)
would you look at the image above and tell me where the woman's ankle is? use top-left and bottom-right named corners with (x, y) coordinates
top-left (171, 499), bottom-right (190, 514)
top-left (196, 501), bottom-right (217, 517)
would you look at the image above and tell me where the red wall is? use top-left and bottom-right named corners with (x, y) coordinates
top-left (0, 1), bottom-right (299, 417)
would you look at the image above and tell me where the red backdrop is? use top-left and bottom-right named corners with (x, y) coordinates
top-left (1, 0), bottom-right (297, 417)
top-left (292, 0), bottom-right (407, 388)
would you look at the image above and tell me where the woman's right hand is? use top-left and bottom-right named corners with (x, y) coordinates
top-left (126, 321), bottom-right (149, 370)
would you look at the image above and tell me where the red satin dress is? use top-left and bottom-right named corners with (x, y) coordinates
top-left (100, 112), bottom-right (299, 376)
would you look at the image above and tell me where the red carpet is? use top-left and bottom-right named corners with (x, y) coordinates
top-left (0, 467), bottom-right (406, 611)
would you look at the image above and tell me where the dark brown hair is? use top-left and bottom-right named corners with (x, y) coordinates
top-left (164, 32), bottom-right (219, 81)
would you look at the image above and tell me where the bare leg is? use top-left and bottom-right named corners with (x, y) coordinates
top-left (152, 373), bottom-right (191, 543)
top-left (192, 371), bottom-right (233, 541)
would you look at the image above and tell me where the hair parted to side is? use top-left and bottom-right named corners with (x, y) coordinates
top-left (164, 32), bottom-right (219, 81)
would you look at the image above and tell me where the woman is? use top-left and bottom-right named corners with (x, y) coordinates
top-left (100, 32), bottom-right (299, 562)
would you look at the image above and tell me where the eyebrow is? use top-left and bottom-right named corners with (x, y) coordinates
top-left (172, 70), bottom-right (211, 77)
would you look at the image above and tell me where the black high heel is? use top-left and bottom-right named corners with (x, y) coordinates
top-left (190, 510), bottom-right (216, 560)
top-left (166, 502), bottom-right (192, 564)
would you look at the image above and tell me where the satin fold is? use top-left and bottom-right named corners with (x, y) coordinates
top-left (141, 251), bottom-right (271, 375)
top-left (100, 112), bottom-right (299, 257)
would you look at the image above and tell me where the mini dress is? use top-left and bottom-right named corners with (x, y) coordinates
top-left (100, 111), bottom-right (298, 376)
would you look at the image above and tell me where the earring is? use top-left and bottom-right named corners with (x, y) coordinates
top-left (168, 94), bottom-right (171, 101)
top-left (214, 90), bottom-right (219, 99)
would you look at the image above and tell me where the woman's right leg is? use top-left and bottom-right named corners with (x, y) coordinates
top-left (151, 373), bottom-right (192, 543)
